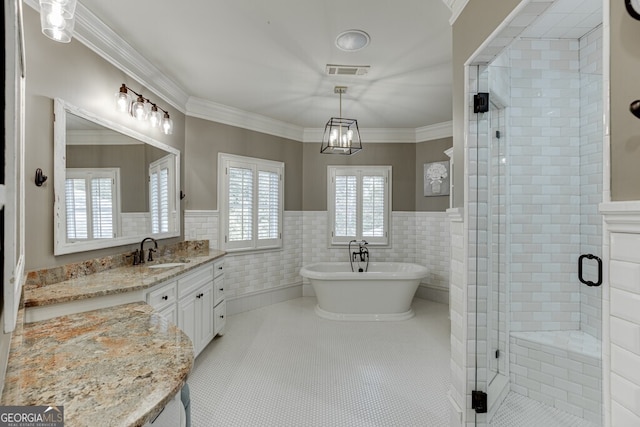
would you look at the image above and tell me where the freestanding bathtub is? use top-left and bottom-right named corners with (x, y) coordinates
top-left (299, 262), bottom-right (429, 321)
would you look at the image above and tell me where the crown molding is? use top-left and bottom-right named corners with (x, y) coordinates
top-left (23, 0), bottom-right (189, 113)
top-left (443, 0), bottom-right (471, 25)
top-left (416, 121), bottom-right (453, 142)
top-left (303, 121), bottom-right (453, 144)
top-left (186, 97), bottom-right (305, 142)
top-left (601, 201), bottom-right (640, 233)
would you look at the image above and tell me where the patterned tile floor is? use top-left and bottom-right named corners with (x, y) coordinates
top-left (190, 297), bottom-right (451, 426)
top-left (491, 392), bottom-right (600, 427)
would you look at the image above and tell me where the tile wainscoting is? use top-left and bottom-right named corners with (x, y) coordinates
top-left (184, 210), bottom-right (451, 314)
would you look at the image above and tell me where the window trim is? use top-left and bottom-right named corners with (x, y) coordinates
top-left (218, 153), bottom-right (284, 252)
top-left (327, 165), bottom-right (392, 246)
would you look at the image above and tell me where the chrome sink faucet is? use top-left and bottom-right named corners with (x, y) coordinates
top-left (140, 237), bottom-right (158, 264)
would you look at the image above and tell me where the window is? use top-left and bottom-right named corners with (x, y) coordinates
top-left (65, 168), bottom-right (120, 241)
top-left (219, 153), bottom-right (284, 251)
top-left (149, 155), bottom-right (176, 234)
top-left (328, 166), bottom-right (391, 245)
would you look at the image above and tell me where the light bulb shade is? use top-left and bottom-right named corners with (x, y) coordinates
top-left (321, 117), bottom-right (362, 155)
top-left (161, 113), bottom-right (173, 135)
top-left (39, 0), bottom-right (77, 43)
top-left (131, 95), bottom-right (148, 121)
top-left (115, 85), bottom-right (131, 113)
top-left (149, 106), bottom-right (162, 128)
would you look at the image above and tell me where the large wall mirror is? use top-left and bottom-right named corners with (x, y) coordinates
top-left (54, 99), bottom-right (181, 255)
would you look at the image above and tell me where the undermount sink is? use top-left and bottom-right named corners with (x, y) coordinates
top-left (147, 262), bottom-right (187, 269)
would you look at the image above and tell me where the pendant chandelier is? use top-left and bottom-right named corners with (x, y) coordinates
top-left (320, 86), bottom-right (362, 155)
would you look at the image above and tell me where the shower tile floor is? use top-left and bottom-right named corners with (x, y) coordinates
top-left (190, 297), bottom-right (452, 426)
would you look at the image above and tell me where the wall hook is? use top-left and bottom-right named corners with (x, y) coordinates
top-left (35, 168), bottom-right (48, 187)
top-left (180, 190), bottom-right (186, 200)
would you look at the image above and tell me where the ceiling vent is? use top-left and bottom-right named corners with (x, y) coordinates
top-left (326, 64), bottom-right (370, 76)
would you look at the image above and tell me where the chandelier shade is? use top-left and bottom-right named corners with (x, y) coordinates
top-left (320, 87), bottom-right (362, 155)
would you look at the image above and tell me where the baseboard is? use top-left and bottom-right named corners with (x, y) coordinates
top-left (415, 284), bottom-right (449, 304)
top-left (226, 282), bottom-right (303, 315)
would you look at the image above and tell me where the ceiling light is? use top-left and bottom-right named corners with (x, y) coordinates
top-left (39, 0), bottom-right (77, 43)
top-left (115, 84), bottom-right (173, 135)
top-left (321, 86), bottom-right (362, 155)
top-left (336, 30), bottom-right (370, 52)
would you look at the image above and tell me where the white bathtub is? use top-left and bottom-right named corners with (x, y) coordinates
top-left (299, 262), bottom-right (429, 321)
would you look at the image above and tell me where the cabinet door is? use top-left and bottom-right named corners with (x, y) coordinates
top-left (199, 283), bottom-right (215, 348)
top-left (178, 293), bottom-right (198, 354)
top-left (158, 303), bottom-right (177, 327)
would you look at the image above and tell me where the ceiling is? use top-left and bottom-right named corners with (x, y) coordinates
top-left (76, 0), bottom-right (454, 131)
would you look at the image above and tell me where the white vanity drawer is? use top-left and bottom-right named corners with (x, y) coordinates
top-left (147, 281), bottom-right (177, 309)
top-left (213, 259), bottom-right (224, 278)
top-left (214, 276), bottom-right (224, 306)
top-left (214, 301), bottom-right (226, 335)
top-left (178, 264), bottom-right (214, 298)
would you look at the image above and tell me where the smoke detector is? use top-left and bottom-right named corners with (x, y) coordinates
top-left (325, 64), bottom-right (370, 76)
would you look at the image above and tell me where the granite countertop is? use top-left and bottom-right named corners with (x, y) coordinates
top-left (25, 250), bottom-right (226, 308)
top-left (1, 302), bottom-right (194, 427)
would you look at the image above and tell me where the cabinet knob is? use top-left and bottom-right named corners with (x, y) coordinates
top-left (220, 315), bottom-right (224, 319)
top-left (218, 266), bottom-right (223, 270)
top-left (162, 295), bottom-right (168, 301)
top-left (219, 288), bottom-right (224, 291)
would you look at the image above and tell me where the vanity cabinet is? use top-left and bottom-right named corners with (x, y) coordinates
top-left (145, 259), bottom-right (225, 358)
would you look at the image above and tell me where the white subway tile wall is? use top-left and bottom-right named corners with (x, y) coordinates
top-left (509, 331), bottom-right (602, 424)
top-left (608, 229), bottom-right (640, 424)
top-left (120, 213), bottom-right (150, 237)
top-left (184, 210), bottom-right (450, 302)
top-left (509, 38), bottom-right (582, 333)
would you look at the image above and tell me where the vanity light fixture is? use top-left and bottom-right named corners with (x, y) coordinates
top-left (38, 0), bottom-right (78, 43)
top-left (320, 86), bottom-right (362, 155)
top-left (115, 84), bottom-right (173, 135)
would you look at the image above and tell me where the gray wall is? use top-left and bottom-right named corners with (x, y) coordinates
top-left (452, 0), bottom-right (521, 208)
top-left (611, 1), bottom-right (640, 200)
top-left (184, 116), bottom-right (303, 211)
top-left (415, 138), bottom-right (452, 212)
top-left (302, 143), bottom-right (417, 212)
top-left (66, 144), bottom-right (148, 212)
top-left (23, 7), bottom-right (185, 270)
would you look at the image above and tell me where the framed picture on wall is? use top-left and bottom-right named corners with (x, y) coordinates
top-left (423, 161), bottom-right (450, 197)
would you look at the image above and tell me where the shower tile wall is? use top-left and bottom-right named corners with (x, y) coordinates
top-left (509, 39), bottom-right (582, 333)
top-left (184, 210), bottom-right (450, 301)
top-left (579, 27), bottom-right (603, 340)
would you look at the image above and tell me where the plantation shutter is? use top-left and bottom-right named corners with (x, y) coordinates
top-left (91, 177), bottom-right (114, 239)
top-left (227, 166), bottom-right (253, 243)
top-left (65, 169), bottom-right (119, 241)
top-left (362, 175), bottom-right (386, 238)
top-left (258, 170), bottom-right (280, 241)
top-left (334, 175), bottom-right (357, 237)
top-left (149, 155), bottom-right (175, 234)
top-left (220, 154), bottom-right (284, 252)
top-left (328, 166), bottom-right (390, 245)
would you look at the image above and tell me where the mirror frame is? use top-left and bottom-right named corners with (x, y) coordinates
top-left (54, 98), bottom-right (181, 255)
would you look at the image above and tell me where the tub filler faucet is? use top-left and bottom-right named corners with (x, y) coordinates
top-left (349, 240), bottom-right (369, 272)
